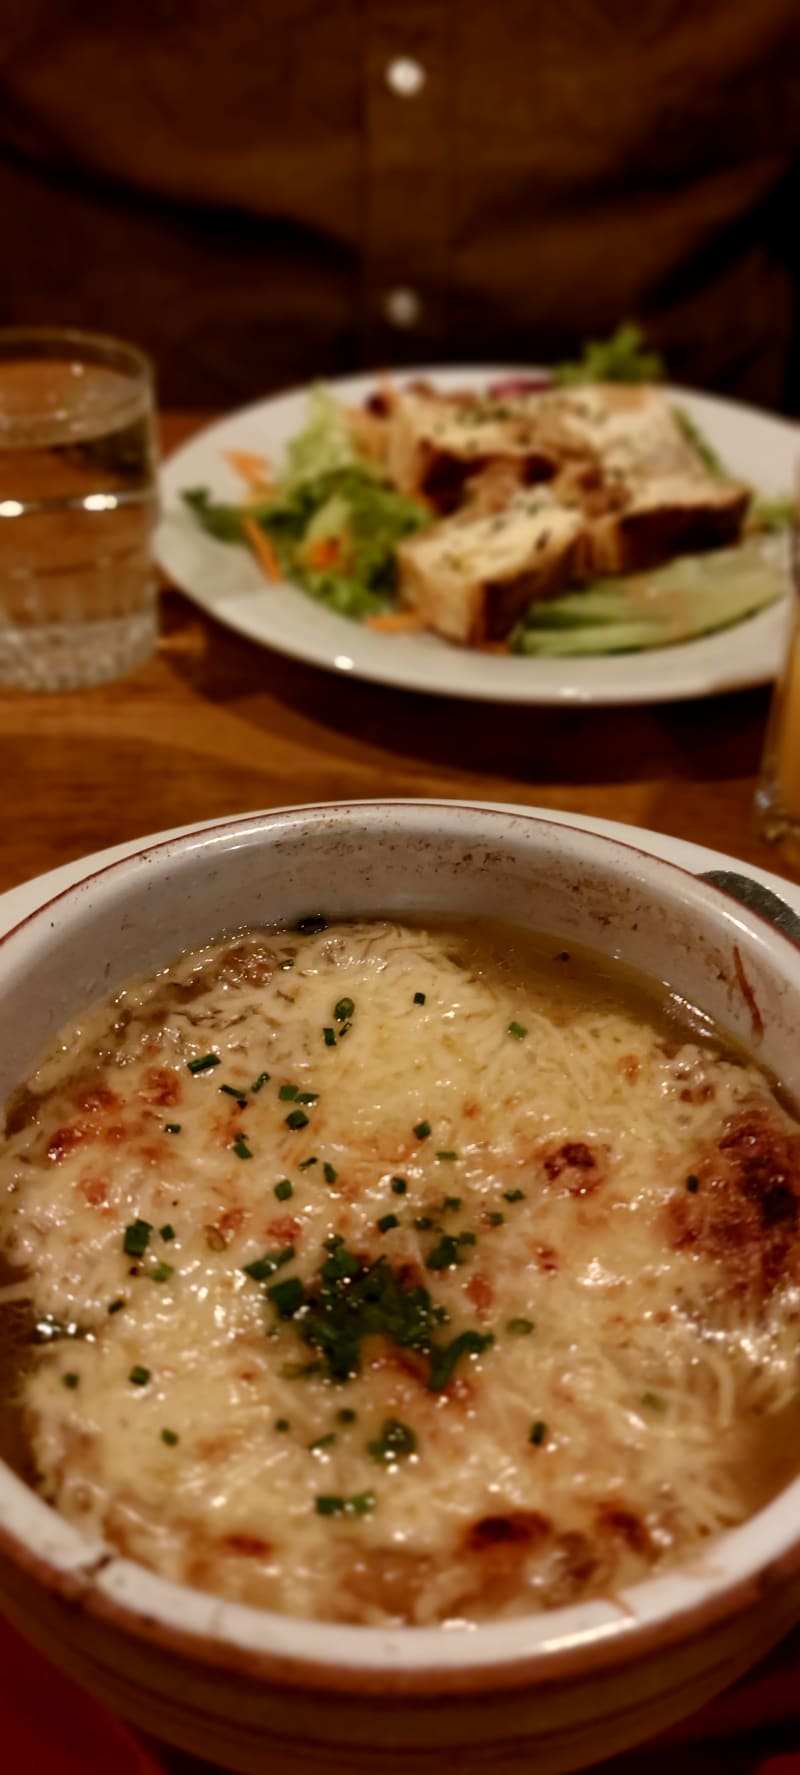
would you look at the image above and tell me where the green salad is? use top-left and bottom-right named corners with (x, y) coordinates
top-left (183, 330), bottom-right (791, 657)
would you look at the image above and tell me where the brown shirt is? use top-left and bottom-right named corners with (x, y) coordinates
top-left (0, 1), bottom-right (798, 410)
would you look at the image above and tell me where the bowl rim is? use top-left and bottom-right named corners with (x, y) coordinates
top-left (3, 796), bottom-right (800, 1697)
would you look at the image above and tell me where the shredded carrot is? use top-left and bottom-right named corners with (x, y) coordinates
top-left (366, 610), bottom-right (425, 634)
top-left (242, 516), bottom-right (282, 582)
top-left (223, 448), bottom-right (273, 488)
top-left (306, 535), bottom-right (344, 572)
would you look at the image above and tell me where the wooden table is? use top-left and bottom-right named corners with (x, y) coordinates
top-left (0, 412), bottom-right (792, 899)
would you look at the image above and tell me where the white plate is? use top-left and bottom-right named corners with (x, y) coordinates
top-left (3, 804), bottom-right (798, 938)
top-left (157, 369), bottom-right (798, 705)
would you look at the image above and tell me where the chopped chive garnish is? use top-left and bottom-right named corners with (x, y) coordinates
top-left (367, 1418), bottom-right (417, 1462)
top-left (504, 1189), bottom-right (525, 1203)
top-left (323, 1162), bottom-right (337, 1184)
top-left (436, 1150), bottom-right (457, 1162)
top-left (337, 1407), bottom-right (357, 1424)
top-left (123, 1219), bottom-right (152, 1258)
top-left (315, 1494), bottom-right (344, 1516)
top-left (641, 1390), bottom-right (666, 1411)
top-left (323, 1027), bottom-right (336, 1047)
top-left (377, 1213), bottom-right (399, 1233)
top-left (275, 1178), bottom-right (293, 1201)
top-left (275, 1417), bottom-right (290, 1432)
top-left (296, 914), bottom-right (327, 935)
top-left (251, 1072), bottom-right (270, 1092)
top-left (160, 1224), bottom-right (176, 1242)
top-left (242, 1245), bottom-right (295, 1282)
top-left (280, 958), bottom-right (295, 970)
top-left (442, 1196), bottom-right (462, 1211)
top-left (129, 1366), bottom-right (151, 1387)
top-left (150, 1262), bottom-right (174, 1284)
top-left (296, 1092), bottom-right (319, 1105)
top-left (285, 1108), bottom-right (309, 1130)
top-left (315, 1491), bottom-right (376, 1517)
top-left (413, 1120), bottom-right (431, 1140)
top-left (508, 1021), bottom-right (527, 1040)
top-left (187, 1053), bottom-right (220, 1074)
top-left (219, 1083), bottom-right (247, 1098)
top-left (414, 1215), bottom-right (434, 1230)
top-left (268, 1276), bottom-right (306, 1318)
top-left (309, 1432), bottom-right (336, 1451)
top-left (507, 1317), bottom-right (534, 1335)
top-left (337, 1022), bottom-right (352, 1038)
top-left (233, 1133), bottom-right (253, 1159)
top-left (413, 991), bottom-right (426, 1005)
top-left (427, 1330), bottom-right (493, 1393)
top-left (686, 1174), bottom-right (700, 1193)
top-left (426, 1232), bottom-right (475, 1271)
top-left (299, 1155), bottom-right (318, 1170)
top-left (164, 1123), bottom-right (181, 1134)
top-left (108, 1298), bottom-right (125, 1315)
top-left (529, 1419), bottom-right (547, 1446)
top-left (334, 997), bottom-right (355, 1023)
top-left (487, 1211), bottom-right (505, 1227)
top-left (62, 1371), bottom-right (79, 1389)
top-left (161, 1429), bottom-right (179, 1446)
top-left (279, 1083), bottom-right (298, 1101)
top-left (391, 1176), bottom-right (407, 1195)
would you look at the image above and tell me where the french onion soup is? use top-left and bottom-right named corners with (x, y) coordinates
top-left (1, 916), bottom-right (799, 1627)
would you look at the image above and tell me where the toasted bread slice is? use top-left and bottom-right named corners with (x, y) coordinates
top-left (396, 493), bottom-right (582, 644)
top-left (384, 386), bottom-right (559, 512)
top-left (578, 473), bottom-right (750, 576)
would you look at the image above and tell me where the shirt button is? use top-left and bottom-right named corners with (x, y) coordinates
top-left (385, 56), bottom-right (426, 98)
top-left (383, 287), bottom-right (422, 329)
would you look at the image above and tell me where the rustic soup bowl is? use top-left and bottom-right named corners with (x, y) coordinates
top-left (2, 800), bottom-right (800, 1775)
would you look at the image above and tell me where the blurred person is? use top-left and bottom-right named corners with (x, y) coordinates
top-left (0, 1), bottom-right (797, 410)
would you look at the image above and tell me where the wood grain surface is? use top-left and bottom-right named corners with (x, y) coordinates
top-left (0, 413), bottom-right (793, 899)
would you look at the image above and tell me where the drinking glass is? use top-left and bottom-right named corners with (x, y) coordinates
top-left (0, 327), bottom-right (159, 691)
top-left (754, 484), bottom-right (800, 868)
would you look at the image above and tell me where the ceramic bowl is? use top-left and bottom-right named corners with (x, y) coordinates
top-left (2, 799), bottom-right (800, 1775)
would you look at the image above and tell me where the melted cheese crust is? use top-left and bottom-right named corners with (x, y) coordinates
top-left (2, 921), bottom-right (800, 1627)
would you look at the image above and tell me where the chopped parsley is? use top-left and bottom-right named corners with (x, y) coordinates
top-left (315, 1492), bottom-right (376, 1517)
top-left (334, 997), bottom-right (355, 1023)
top-left (529, 1419), bottom-right (547, 1446)
top-left (377, 1213), bottom-right (399, 1233)
top-left (436, 1150), bottom-right (458, 1162)
top-left (150, 1262), bottom-right (174, 1284)
top-left (33, 1315), bottom-right (84, 1344)
top-left (507, 1021), bottom-right (527, 1040)
top-left (242, 1245), bottom-right (295, 1282)
top-left (62, 1372), bottom-right (80, 1389)
top-left (428, 1330), bottom-right (494, 1393)
top-left (414, 1215), bottom-right (434, 1231)
top-left (129, 1366), bottom-right (151, 1387)
top-left (161, 1429), bottom-right (179, 1447)
top-left (251, 1071), bottom-right (270, 1092)
top-left (686, 1174), bottom-right (700, 1193)
top-left (323, 1027), bottom-right (336, 1047)
top-left (267, 1276), bottom-right (306, 1318)
top-left (187, 1053), bottom-right (220, 1074)
top-left (486, 1211), bottom-right (505, 1227)
top-left (285, 1108), bottom-right (309, 1130)
top-left (391, 1177), bottom-right (407, 1195)
top-left (164, 1123), bottom-right (181, 1134)
top-left (107, 1298), bottom-right (125, 1315)
top-left (296, 1092), bottom-right (319, 1105)
top-left (413, 1120), bottom-right (431, 1140)
top-left (413, 991), bottom-right (426, 1005)
top-left (504, 1189), bottom-right (525, 1203)
top-left (426, 1231), bottom-right (475, 1271)
top-left (296, 913), bottom-right (327, 934)
top-left (323, 1162), bottom-right (337, 1184)
top-left (233, 1133), bottom-right (253, 1159)
top-left (160, 1224), bottom-right (176, 1241)
top-left (279, 1083), bottom-right (299, 1101)
top-left (300, 1156), bottom-right (318, 1170)
top-left (219, 1083), bottom-right (247, 1099)
top-left (507, 1317), bottom-right (535, 1335)
top-left (367, 1418), bottom-right (417, 1462)
top-left (275, 1178), bottom-right (293, 1201)
top-left (123, 1219), bottom-right (153, 1258)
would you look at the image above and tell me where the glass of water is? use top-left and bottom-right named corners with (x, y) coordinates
top-left (0, 327), bottom-right (158, 691)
